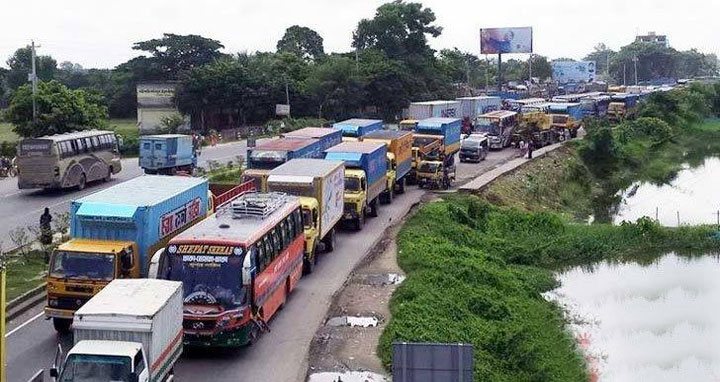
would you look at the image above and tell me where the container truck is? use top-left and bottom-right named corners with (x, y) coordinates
top-left (244, 138), bottom-right (322, 191)
top-left (475, 111), bottom-right (519, 149)
top-left (457, 96), bottom-right (502, 134)
top-left (45, 175), bottom-right (208, 333)
top-left (408, 134), bottom-right (443, 185)
top-left (361, 130), bottom-right (413, 202)
top-left (282, 127), bottom-right (342, 150)
top-left (139, 134), bottom-right (197, 175)
top-left (415, 118), bottom-right (462, 156)
top-left (332, 119), bottom-right (384, 139)
top-left (50, 279), bottom-right (183, 382)
top-left (325, 142), bottom-right (387, 230)
top-left (547, 102), bottom-right (583, 138)
top-left (407, 101), bottom-right (461, 120)
top-left (608, 93), bottom-right (640, 122)
top-left (399, 119), bottom-right (419, 131)
top-left (267, 159), bottom-right (344, 273)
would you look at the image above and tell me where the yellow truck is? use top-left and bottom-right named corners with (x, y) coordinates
top-left (360, 130), bottom-right (413, 203)
top-left (267, 159), bottom-right (345, 273)
top-left (409, 134), bottom-right (443, 185)
top-left (46, 176), bottom-right (209, 332)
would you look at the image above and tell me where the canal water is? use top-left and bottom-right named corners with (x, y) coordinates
top-left (549, 157), bottom-right (720, 381)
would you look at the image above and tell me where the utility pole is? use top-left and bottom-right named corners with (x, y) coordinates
top-left (355, 49), bottom-right (359, 73)
top-left (0, 262), bottom-right (6, 382)
top-left (623, 63), bottom-right (627, 86)
top-left (285, 81), bottom-right (291, 118)
top-left (30, 40), bottom-right (39, 123)
top-left (485, 55), bottom-right (490, 90)
top-left (528, 54), bottom-right (533, 84)
top-left (633, 56), bottom-right (639, 85)
top-left (497, 53), bottom-right (503, 92)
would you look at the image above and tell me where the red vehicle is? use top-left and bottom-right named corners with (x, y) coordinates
top-left (156, 192), bottom-right (304, 347)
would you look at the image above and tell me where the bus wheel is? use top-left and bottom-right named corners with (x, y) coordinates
top-left (104, 167), bottom-right (112, 182)
top-left (77, 174), bottom-right (87, 190)
top-left (53, 318), bottom-right (72, 333)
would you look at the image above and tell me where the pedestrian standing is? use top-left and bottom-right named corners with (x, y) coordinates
top-left (40, 207), bottom-right (53, 262)
top-left (518, 140), bottom-right (526, 158)
top-left (527, 140), bottom-right (534, 159)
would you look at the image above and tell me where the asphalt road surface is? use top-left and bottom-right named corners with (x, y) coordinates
top-left (4, 147), bottom-right (520, 382)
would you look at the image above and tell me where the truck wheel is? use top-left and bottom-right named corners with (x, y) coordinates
top-left (53, 318), bottom-right (72, 333)
top-left (303, 245), bottom-right (317, 275)
top-left (397, 178), bottom-right (406, 194)
top-left (324, 228), bottom-right (337, 252)
top-left (355, 213), bottom-right (365, 231)
top-left (387, 187), bottom-right (394, 204)
top-left (369, 200), bottom-right (379, 217)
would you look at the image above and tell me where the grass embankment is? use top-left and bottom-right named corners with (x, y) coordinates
top-left (5, 252), bottom-right (48, 301)
top-left (379, 196), bottom-right (719, 381)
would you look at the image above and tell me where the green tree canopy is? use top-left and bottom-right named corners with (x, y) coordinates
top-left (130, 33), bottom-right (227, 80)
top-left (584, 43), bottom-right (615, 77)
top-left (522, 55), bottom-right (552, 81)
top-left (306, 55), bottom-right (365, 119)
top-left (277, 25), bottom-right (325, 60)
top-left (353, 0), bottom-right (442, 60)
top-left (5, 46), bottom-right (57, 90)
top-left (6, 80), bottom-right (108, 137)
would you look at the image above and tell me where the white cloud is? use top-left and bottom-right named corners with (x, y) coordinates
top-left (1, 0), bottom-right (718, 69)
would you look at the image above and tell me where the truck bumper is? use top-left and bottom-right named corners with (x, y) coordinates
top-left (44, 307), bottom-right (75, 319)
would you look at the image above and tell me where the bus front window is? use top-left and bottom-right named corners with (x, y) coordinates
top-left (166, 252), bottom-right (246, 309)
top-left (50, 252), bottom-right (115, 281)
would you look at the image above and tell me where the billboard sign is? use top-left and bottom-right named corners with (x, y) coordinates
top-left (276, 104), bottom-right (291, 116)
top-left (552, 61), bottom-right (597, 84)
top-left (480, 27), bottom-right (533, 54)
top-left (137, 82), bottom-right (177, 108)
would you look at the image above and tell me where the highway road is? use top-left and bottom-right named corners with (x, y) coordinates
top-left (0, 139), bottom-right (266, 249)
top-left (4, 147), bottom-right (520, 382)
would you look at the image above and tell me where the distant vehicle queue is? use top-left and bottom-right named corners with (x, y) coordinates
top-left (33, 84), bottom-right (659, 380)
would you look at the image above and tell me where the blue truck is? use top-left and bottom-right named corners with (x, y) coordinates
top-left (325, 142), bottom-right (387, 230)
top-left (139, 134), bottom-right (197, 175)
top-left (548, 102), bottom-right (585, 121)
top-left (245, 138), bottom-right (323, 191)
top-left (333, 119), bottom-right (384, 139)
top-left (282, 127), bottom-right (342, 150)
top-left (415, 118), bottom-right (462, 156)
top-left (46, 175), bottom-right (209, 332)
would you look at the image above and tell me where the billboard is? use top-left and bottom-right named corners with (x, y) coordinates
top-left (137, 82), bottom-right (177, 108)
top-left (552, 61), bottom-right (597, 84)
top-left (480, 27), bottom-right (533, 54)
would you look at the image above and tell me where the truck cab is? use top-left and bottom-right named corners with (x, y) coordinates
top-left (343, 168), bottom-right (370, 229)
top-left (417, 158), bottom-right (455, 190)
top-left (299, 196), bottom-right (321, 258)
top-left (46, 240), bottom-right (139, 332)
top-left (383, 152), bottom-right (397, 203)
top-left (242, 169), bottom-right (269, 192)
top-left (53, 341), bottom-right (149, 382)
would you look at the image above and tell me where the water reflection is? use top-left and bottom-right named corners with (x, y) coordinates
top-left (613, 157), bottom-right (720, 226)
top-left (547, 254), bottom-right (720, 381)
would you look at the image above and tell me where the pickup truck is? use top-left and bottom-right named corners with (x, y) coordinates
top-left (267, 159), bottom-right (345, 273)
top-left (139, 134), bottom-right (197, 175)
top-left (45, 176), bottom-right (208, 333)
top-left (51, 279), bottom-right (183, 382)
top-left (361, 130), bottom-right (413, 203)
top-left (325, 142), bottom-right (387, 230)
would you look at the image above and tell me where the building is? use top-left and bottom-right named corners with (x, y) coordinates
top-left (635, 32), bottom-right (669, 48)
top-left (136, 82), bottom-right (190, 134)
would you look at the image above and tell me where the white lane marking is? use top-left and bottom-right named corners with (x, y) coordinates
top-left (5, 311), bottom-right (44, 338)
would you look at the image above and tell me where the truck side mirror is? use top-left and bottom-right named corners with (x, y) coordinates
top-left (129, 372), bottom-right (139, 382)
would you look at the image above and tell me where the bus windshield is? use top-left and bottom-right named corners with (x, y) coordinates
top-left (50, 252), bottom-right (115, 281)
top-left (59, 354), bottom-right (131, 382)
top-left (166, 252), bottom-right (246, 309)
top-left (475, 118), bottom-right (500, 135)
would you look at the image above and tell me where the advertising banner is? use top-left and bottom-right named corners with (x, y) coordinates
top-left (137, 82), bottom-right (177, 108)
top-left (480, 27), bottom-right (533, 54)
top-left (552, 61), bottom-right (597, 84)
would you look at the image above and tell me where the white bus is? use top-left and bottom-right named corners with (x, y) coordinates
top-left (17, 130), bottom-right (122, 190)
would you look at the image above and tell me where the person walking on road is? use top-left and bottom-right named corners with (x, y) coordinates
top-left (40, 208), bottom-right (53, 245)
top-left (527, 140), bottom-right (534, 159)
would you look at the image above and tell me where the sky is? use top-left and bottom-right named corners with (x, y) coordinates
top-left (1, 0), bottom-right (718, 69)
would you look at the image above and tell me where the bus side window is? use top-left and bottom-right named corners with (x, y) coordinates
top-left (263, 236), bottom-right (273, 268)
top-left (271, 228), bottom-right (281, 259)
top-left (85, 137), bottom-right (94, 152)
top-left (279, 219), bottom-right (289, 248)
top-left (293, 210), bottom-right (303, 237)
top-left (255, 240), bottom-right (266, 272)
top-left (91, 136), bottom-right (100, 150)
top-left (76, 139), bottom-right (86, 153)
top-left (287, 213), bottom-right (296, 240)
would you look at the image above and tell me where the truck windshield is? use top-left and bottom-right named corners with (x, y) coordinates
top-left (59, 354), bottom-right (131, 382)
top-left (345, 177), bottom-right (361, 192)
top-left (50, 252), bottom-right (115, 281)
top-left (166, 252), bottom-right (246, 309)
top-left (419, 162), bottom-right (440, 173)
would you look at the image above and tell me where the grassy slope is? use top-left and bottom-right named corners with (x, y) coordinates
top-left (5, 253), bottom-right (47, 301)
top-left (380, 196), bottom-right (719, 381)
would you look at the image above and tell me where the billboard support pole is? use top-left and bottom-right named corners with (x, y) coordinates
top-left (497, 53), bottom-right (503, 91)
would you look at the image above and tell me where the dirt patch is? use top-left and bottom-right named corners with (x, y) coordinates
top-left (307, 205), bottom-right (422, 379)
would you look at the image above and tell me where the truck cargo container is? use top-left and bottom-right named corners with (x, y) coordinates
top-left (547, 102), bottom-right (584, 121)
top-left (139, 134), bottom-right (197, 175)
top-left (361, 130), bottom-right (413, 202)
top-left (245, 138), bottom-right (322, 191)
top-left (267, 159), bottom-right (344, 272)
top-left (332, 119), bottom-right (384, 138)
top-left (51, 279), bottom-right (183, 382)
top-left (457, 96), bottom-right (502, 134)
top-left (608, 93), bottom-right (640, 122)
top-left (325, 142), bottom-right (387, 230)
top-left (281, 127), bottom-right (342, 152)
top-left (46, 176), bottom-right (208, 332)
top-left (407, 100), bottom-right (461, 120)
top-left (415, 118), bottom-right (462, 156)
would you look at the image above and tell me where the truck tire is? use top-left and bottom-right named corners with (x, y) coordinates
top-left (386, 187), bottom-right (394, 204)
top-left (303, 244), bottom-right (317, 275)
top-left (369, 199), bottom-right (379, 217)
top-left (53, 318), bottom-right (72, 333)
top-left (355, 214), bottom-right (365, 231)
top-left (324, 228), bottom-right (337, 252)
top-left (397, 178), bottom-right (406, 194)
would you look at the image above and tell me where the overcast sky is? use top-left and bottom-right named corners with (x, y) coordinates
top-left (1, 0), bottom-right (718, 69)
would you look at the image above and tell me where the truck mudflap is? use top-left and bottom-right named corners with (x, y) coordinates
top-left (212, 180), bottom-right (256, 210)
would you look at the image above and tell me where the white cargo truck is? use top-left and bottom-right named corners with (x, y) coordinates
top-left (267, 158), bottom-right (345, 273)
top-left (51, 279), bottom-right (183, 382)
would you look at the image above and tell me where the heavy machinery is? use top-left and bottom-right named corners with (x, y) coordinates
top-left (408, 134), bottom-right (443, 185)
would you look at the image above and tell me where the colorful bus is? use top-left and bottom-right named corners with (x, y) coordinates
top-left (16, 130), bottom-right (121, 190)
top-left (156, 192), bottom-right (304, 347)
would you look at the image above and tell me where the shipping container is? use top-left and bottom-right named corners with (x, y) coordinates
top-left (547, 102), bottom-right (584, 121)
top-left (332, 119), bottom-right (384, 138)
top-left (267, 159), bottom-right (344, 240)
top-left (456, 96), bottom-right (502, 119)
top-left (407, 101), bottom-right (461, 120)
top-left (246, 138), bottom-right (322, 170)
top-left (70, 176), bottom-right (209, 276)
top-left (72, 279), bottom-right (183, 382)
top-left (139, 134), bottom-right (196, 174)
top-left (415, 118), bottom-right (462, 156)
top-left (282, 127), bottom-right (342, 151)
top-left (361, 130), bottom-right (413, 182)
top-left (325, 142), bottom-right (387, 200)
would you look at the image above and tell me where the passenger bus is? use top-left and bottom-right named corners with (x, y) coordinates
top-left (475, 110), bottom-right (519, 149)
top-left (16, 130), bottom-right (122, 190)
top-left (155, 192), bottom-right (305, 347)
